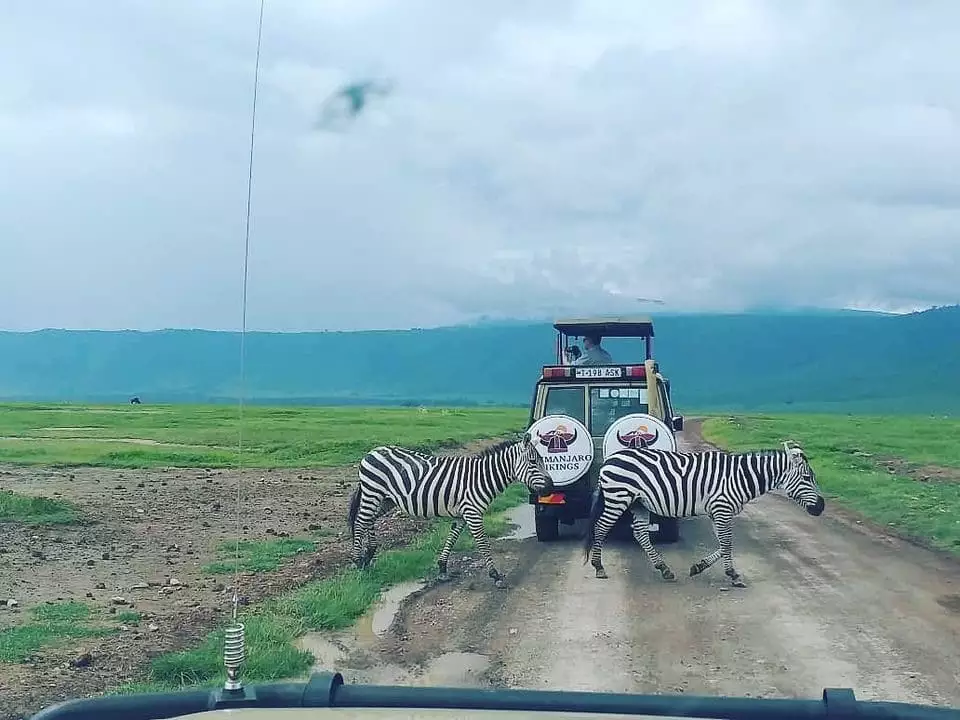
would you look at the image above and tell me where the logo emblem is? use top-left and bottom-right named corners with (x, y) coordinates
top-left (616, 424), bottom-right (659, 449)
top-left (537, 424), bottom-right (578, 454)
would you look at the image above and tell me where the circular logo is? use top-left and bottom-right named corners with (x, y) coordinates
top-left (602, 413), bottom-right (676, 460)
top-left (527, 414), bottom-right (595, 487)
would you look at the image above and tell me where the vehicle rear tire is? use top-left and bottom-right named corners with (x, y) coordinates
top-left (652, 516), bottom-right (680, 544)
top-left (535, 507), bottom-right (560, 542)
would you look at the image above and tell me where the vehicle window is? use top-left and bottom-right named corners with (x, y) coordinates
top-left (589, 387), bottom-right (649, 436)
top-left (544, 386), bottom-right (586, 423)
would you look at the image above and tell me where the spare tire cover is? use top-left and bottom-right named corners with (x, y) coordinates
top-left (527, 414), bottom-right (595, 487)
top-left (602, 413), bottom-right (676, 460)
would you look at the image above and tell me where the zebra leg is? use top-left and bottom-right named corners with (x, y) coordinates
top-left (352, 495), bottom-right (391, 568)
top-left (362, 499), bottom-right (398, 564)
top-left (436, 520), bottom-right (464, 582)
top-left (716, 514), bottom-right (746, 588)
top-left (689, 548), bottom-right (722, 577)
top-left (689, 514), bottom-right (725, 578)
top-left (462, 509), bottom-right (506, 589)
top-left (693, 513), bottom-right (745, 587)
top-left (352, 510), bottom-right (376, 569)
top-left (629, 508), bottom-right (676, 582)
top-left (587, 501), bottom-right (624, 579)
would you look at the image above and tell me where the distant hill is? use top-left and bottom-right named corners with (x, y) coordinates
top-left (1, 306), bottom-right (958, 414)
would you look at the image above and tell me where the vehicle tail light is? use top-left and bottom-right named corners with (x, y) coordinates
top-left (542, 366), bottom-right (572, 379)
top-left (625, 365), bottom-right (646, 378)
top-left (538, 493), bottom-right (566, 504)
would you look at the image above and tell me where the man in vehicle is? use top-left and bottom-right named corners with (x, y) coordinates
top-left (572, 333), bottom-right (613, 365)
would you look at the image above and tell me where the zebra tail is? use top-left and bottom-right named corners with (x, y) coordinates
top-left (347, 484), bottom-right (362, 540)
top-left (581, 486), bottom-right (605, 564)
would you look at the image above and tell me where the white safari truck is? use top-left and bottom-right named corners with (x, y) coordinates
top-left (525, 317), bottom-right (685, 543)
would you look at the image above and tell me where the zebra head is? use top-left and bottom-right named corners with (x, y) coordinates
top-left (778, 441), bottom-right (825, 516)
top-left (514, 432), bottom-right (554, 495)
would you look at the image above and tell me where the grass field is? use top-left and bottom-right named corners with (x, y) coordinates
top-left (0, 403), bottom-right (527, 467)
top-left (702, 414), bottom-right (960, 554)
top-left (0, 403), bottom-right (534, 717)
top-left (116, 483), bottom-right (530, 695)
top-left (4, 403), bottom-right (960, 715)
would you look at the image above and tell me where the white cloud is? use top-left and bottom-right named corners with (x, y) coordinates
top-left (1, 0), bottom-right (958, 331)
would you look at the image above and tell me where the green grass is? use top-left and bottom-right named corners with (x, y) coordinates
top-left (0, 402), bottom-right (529, 693)
top-left (202, 538), bottom-right (318, 575)
top-left (112, 483), bottom-right (530, 694)
top-left (702, 414), bottom-right (960, 554)
top-left (0, 602), bottom-right (117, 663)
top-left (115, 611), bottom-right (142, 626)
top-left (0, 490), bottom-right (80, 525)
top-left (0, 403), bottom-right (527, 468)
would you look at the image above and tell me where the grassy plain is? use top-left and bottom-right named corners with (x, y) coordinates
top-left (6, 403), bottom-right (959, 710)
top-left (702, 414), bottom-right (960, 554)
top-left (0, 403), bottom-right (527, 468)
top-left (0, 403), bottom-right (530, 715)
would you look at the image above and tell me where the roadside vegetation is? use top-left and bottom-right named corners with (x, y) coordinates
top-left (0, 490), bottom-right (80, 525)
top-left (0, 602), bottom-right (118, 663)
top-left (702, 414), bottom-right (960, 554)
top-left (116, 484), bottom-right (528, 694)
top-left (0, 402), bottom-right (531, 704)
top-left (0, 403), bottom-right (527, 467)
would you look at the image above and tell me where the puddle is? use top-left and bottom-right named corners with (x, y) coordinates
top-left (299, 580), bottom-right (425, 674)
top-left (297, 633), bottom-right (346, 670)
top-left (355, 580), bottom-right (427, 641)
top-left (503, 504), bottom-right (536, 540)
top-left (419, 652), bottom-right (491, 686)
top-left (307, 651), bottom-right (491, 688)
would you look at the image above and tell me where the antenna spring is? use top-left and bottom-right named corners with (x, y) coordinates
top-left (223, 622), bottom-right (246, 691)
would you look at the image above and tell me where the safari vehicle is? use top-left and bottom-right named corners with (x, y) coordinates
top-left (525, 317), bottom-right (684, 543)
top-left (29, 670), bottom-right (957, 720)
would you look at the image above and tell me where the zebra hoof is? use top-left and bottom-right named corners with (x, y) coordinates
top-left (655, 563), bottom-right (676, 582)
top-left (437, 572), bottom-right (451, 583)
top-left (594, 567), bottom-right (608, 579)
top-left (494, 578), bottom-right (508, 590)
top-left (689, 563), bottom-right (704, 577)
top-left (730, 577), bottom-right (747, 588)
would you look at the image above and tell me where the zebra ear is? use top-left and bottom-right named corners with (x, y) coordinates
top-left (783, 440), bottom-right (803, 461)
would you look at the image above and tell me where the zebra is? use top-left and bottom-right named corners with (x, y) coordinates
top-left (347, 432), bottom-right (554, 588)
top-left (581, 441), bottom-right (824, 587)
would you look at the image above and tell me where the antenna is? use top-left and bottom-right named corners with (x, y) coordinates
top-left (222, 0), bottom-right (266, 693)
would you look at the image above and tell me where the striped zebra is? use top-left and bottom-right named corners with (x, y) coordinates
top-left (582, 442), bottom-right (824, 587)
top-left (347, 433), bottom-right (554, 588)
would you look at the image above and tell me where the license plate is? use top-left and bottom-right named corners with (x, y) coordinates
top-left (574, 367), bottom-right (623, 378)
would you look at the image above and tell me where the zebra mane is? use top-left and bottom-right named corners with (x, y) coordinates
top-left (728, 448), bottom-right (792, 459)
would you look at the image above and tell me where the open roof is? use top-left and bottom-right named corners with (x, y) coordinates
top-left (553, 316), bottom-right (655, 338)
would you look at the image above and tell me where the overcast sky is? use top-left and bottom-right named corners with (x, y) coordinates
top-left (2, 1), bottom-right (959, 331)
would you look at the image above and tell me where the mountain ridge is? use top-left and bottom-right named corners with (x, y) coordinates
top-left (1, 306), bottom-right (957, 414)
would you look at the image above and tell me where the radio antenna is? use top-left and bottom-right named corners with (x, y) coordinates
top-left (223, 0), bottom-right (266, 693)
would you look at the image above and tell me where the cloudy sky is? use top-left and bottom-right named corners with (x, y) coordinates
top-left (2, 0), bottom-right (959, 331)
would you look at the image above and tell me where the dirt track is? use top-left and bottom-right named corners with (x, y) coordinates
top-left (318, 420), bottom-right (960, 707)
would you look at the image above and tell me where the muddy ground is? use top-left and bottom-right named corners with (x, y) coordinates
top-left (1, 440), bottom-right (504, 720)
top-left (308, 420), bottom-right (960, 710)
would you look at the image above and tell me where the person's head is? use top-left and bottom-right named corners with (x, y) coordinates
top-left (583, 333), bottom-right (602, 350)
top-left (566, 345), bottom-right (581, 360)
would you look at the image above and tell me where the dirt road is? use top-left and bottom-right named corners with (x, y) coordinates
top-left (318, 420), bottom-right (960, 709)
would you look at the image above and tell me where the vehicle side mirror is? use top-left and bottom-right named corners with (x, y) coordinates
top-left (672, 415), bottom-right (684, 432)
